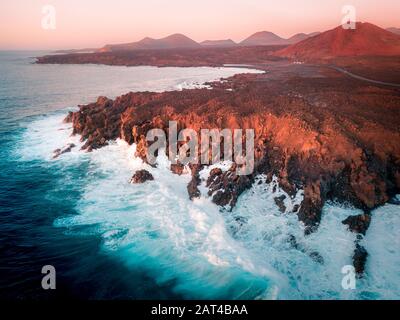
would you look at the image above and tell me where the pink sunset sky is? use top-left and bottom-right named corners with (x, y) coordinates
top-left (0, 0), bottom-right (399, 50)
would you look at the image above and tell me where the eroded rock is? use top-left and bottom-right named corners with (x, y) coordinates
top-left (171, 163), bottom-right (185, 175)
top-left (53, 143), bottom-right (76, 159)
top-left (187, 164), bottom-right (202, 199)
top-left (130, 170), bottom-right (154, 184)
top-left (206, 164), bottom-right (254, 208)
top-left (353, 244), bottom-right (368, 277)
top-left (274, 195), bottom-right (287, 213)
top-left (342, 213), bottom-right (371, 236)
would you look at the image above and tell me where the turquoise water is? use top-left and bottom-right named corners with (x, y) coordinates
top-left (0, 51), bottom-right (399, 300)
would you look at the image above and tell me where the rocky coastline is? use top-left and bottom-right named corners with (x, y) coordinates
top-left (62, 67), bottom-right (400, 275)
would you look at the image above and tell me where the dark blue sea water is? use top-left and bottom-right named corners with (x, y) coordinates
top-left (0, 51), bottom-right (399, 300)
top-left (0, 52), bottom-right (185, 299)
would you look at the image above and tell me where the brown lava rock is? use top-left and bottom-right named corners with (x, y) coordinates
top-left (353, 244), bottom-right (369, 277)
top-left (342, 213), bottom-right (372, 277)
top-left (130, 170), bottom-right (154, 184)
top-left (274, 195), bottom-right (287, 213)
top-left (207, 165), bottom-right (254, 208)
top-left (342, 213), bottom-right (372, 236)
top-left (170, 163), bottom-right (185, 175)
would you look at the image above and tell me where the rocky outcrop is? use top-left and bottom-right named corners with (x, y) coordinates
top-left (274, 195), bottom-right (287, 213)
top-left (187, 164), bottom-right (202, 200)
top-left (170, 163), bottom-right (185, 175)
top-left (206, 165), bottom-right (254, 208)
top-left (342, 214), bottom-right (371, 236)
top-left (53, 143), bottom-right (76, 159)
top-left (64, 70), bottom-right (400, 236)
top-left (130, 170), bottom-right (154, 184)
top-left (353, 244), bottom-right (369, 276)
top-left (342, 213), bottom-right (372, 277)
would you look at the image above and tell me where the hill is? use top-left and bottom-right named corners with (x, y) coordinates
top-left (240, 31), bottom-right (288, 46)
top-left (100, 34), bottom-right (201, 52)
top-left (277, 22), bottom-right (400, 60)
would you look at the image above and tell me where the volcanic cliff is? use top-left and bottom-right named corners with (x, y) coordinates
top-left (64, 70), bottom-right (400, 238)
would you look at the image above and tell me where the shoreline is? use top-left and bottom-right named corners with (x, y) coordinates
top-left (23, 49), bottom-right (400, 285)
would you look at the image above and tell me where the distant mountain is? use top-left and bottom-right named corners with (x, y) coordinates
top-left (240, 31), bottom-right (287, 46)
top-left (387, 27), bottom-right (400, 35)
top-left (100, 34), bottom-right (201, 52)
top-left (200, 39), bottom-right (237, 47)
top-left (90, 31), bottom-right (322, 53)
top-left (240, 31), bottom-right (320, 46)
top-left (277, 22), bottom-right (400, 60)
top-left (287, 32), bottom-right (320, 44)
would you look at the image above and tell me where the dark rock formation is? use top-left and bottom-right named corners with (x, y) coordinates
top-left (53, 143), bottom-right (76, 159)
top-left (388, 196), bottom-right (400, 205)
top-left (130, 170), bottom-right (154, 184)
top-left (274, 195), bottom-right (287, 213)
top-left (187, 164), bottom-right (202, 199)
top-left (342, 214), bottom-right (371, 236)
top-left (353, 243), bottom-right (368, 277)
top-left (342, 213), bottom-right (372, 277)
top-left (206, 165), bottom-right (254, 208)
top-left (292, 204), bottom-right (300, 213)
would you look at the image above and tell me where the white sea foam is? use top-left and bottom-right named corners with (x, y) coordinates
top-left (228, 177), bottom-right (400, 299)
top-left (52, 140), bottom-right (283, 299)
top-left (16, 114), bottom-right (84, 162)
top-left (361, 203), bottom-right (400, 299)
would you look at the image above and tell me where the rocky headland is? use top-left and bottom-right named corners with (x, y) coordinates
top-left (63, 67), bottom-right (400, 276)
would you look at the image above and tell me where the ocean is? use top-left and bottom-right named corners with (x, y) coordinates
top-left (0, 51), bottom-right (398, 300)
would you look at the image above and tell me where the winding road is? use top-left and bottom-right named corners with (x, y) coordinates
top-left (330, 66), bottom-right (400, 87)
